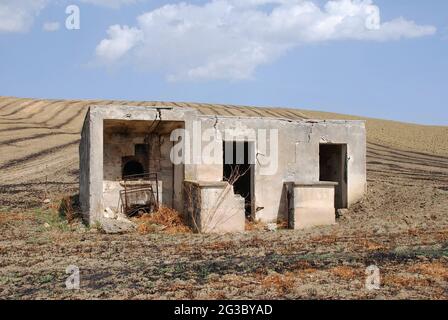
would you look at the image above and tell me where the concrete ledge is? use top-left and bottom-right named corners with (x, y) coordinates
top-left (198, 114), bottom-right (366, 126)
top-left (184, 180), bottom-right (229, 188)
top-left (292, 181), bottom-right (339, 187)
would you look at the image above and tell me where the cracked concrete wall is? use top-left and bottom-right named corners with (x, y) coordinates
top-left (194, 116), bottom-right (366, 223)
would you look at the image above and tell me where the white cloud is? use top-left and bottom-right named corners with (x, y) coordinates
top-left (94, 0), bottom-right (437, 81)
top-left (0, 0), bottom-right (48, 33)
top-left (95, 25), bottom-right (143, 63)
top-left (43, 21), bottom-right (60, 32)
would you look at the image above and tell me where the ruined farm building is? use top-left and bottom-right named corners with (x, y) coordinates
top-left (79, 103), bottom-right (366, 233)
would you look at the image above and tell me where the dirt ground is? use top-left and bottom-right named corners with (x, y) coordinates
top-left (0, 96), bottom-right (447, 299)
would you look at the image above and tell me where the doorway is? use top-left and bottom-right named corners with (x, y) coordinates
top-left (319, 144), bottom-right (348, 209)
top-left (223, 141), bottom-right (254, 217)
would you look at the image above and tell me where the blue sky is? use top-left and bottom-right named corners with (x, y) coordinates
top-left (0, 0), bottom-right (447, 125)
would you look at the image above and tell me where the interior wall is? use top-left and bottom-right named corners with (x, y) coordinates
top-left (319, 144), bottom-right (348, 209)
top-left (223, 141), bottom-right (254, 217)
top-left (102, 120), bottom-right (183, 213)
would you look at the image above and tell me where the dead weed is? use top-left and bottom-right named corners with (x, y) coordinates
top-left (0, 212), bottom-right (33, 224)
top-left (136, 206), bottom-right (191, 234)
top-left (203, 241), bottom-right (235, 251)
top-left (261, 272), bottom-right (296, 293)
top-left (383, 274), bottom-right (431, 288)
top-left (408, 262), bottom-right (448, 280)
top-left (292, 261), bottom-right (318, 277)
top-left (311, 234), bottom-right (338, 245)
top-left (245, 219), bottom-right (265, 231)
top-left (329, 266), bottom-right (361, 280)
top-left (361, 239), bottom-right (386, 251)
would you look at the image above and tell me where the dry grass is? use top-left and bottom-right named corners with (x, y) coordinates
top-left (203, 241), bottom-right (235, 251)
top-left (330, 266), bottom-right (360, 280)
top-left (245, 219), bottom-right (266, 231)
top-left (311, 234), bottom-right (338, 245)
top-left (0, 212), bottom-right (32, 224)
top-left (59, 196), bottom-right (76, 224)
top-left (435, 231), bottom-right (448, 242)
top-left (261, 272), bottom-right (296, 293)
top-left (382, 274), bottom-right (431, 288)
top-left (358, 239), bottom-right (386, 251)
top-left (276, 219), bottom-right (289, 230)
top-left (210, 292), bottom-right (228, 299)
top-left (135, 206), bottom-right (191, 234)
top-left (293, 261), bottom-right (318, 278)
top-left (407, 228), bottom-right (424, 237)
top-left (409, 262), bottom-right (448, 280)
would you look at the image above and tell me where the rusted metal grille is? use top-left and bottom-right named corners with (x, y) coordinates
top-left (119, 173), bottom-right (159, 217)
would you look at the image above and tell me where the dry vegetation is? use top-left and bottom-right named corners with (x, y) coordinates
top-left (0, 96), bottom-right (447, 299)
top-left (135, 206), bottom-right (191, 235)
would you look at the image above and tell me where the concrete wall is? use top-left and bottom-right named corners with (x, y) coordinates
top-left (79, 111), bottom-right (91, 223)
top-left (184, 181), bottom-right (245, 233)
top-left (79, 108), bottom-right (104, 224)
top-left (286, 182), bottom-right (337, 229)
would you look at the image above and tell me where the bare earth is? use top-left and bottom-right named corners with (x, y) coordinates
top-left (0, 96), bottom-right (447, 299)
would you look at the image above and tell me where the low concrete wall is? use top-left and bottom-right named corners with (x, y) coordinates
top-left (184, 181), bottom-right (245, 233)
top-left (286, 182), bottom-right (337, 230)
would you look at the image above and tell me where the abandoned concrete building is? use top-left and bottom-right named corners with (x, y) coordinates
top-left (79, 103), bottom-right (366, 233)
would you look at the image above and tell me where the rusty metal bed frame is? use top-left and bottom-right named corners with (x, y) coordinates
top-left (119, 173), bottom-right (159, 217)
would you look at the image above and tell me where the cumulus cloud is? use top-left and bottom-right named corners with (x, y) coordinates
top-left (0, 0), bottom-right (48, 33)
top-left (94, 0), bottom-right (437, 81)
top-left (95, 25), bottom-right (143, 63)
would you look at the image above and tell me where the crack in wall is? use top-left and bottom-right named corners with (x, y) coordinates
top-left (213, 115), bottom-right (219, 131)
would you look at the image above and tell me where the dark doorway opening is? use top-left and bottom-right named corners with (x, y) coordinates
top-left (122, 160), bottom-right (144, 178)
top-left (223, 141), bottom-right (254, 217)
top-left (319, 144), bottom-right (348, 209)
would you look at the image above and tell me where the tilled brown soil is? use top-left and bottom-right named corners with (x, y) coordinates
top-left (0, 96), bottom-right (447, 299)
top-left (0, 145), bottom-right (447, 299)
